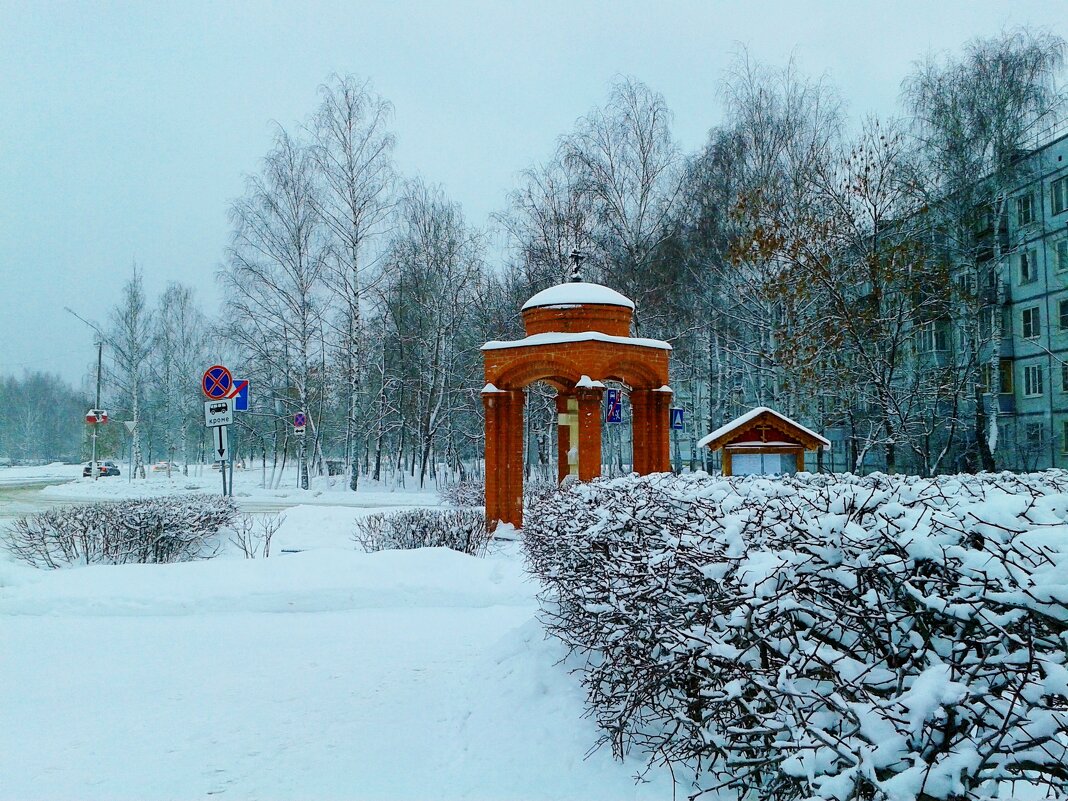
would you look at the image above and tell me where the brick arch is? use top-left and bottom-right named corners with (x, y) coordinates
top-left (600, 358), bottom-right (667, 391)
top-left (490, 354), bottom-right (585, 392)
top-left (483, 313), bottom-right (673, 531)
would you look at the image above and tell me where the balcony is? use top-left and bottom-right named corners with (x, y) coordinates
top-left (998, 393), bottom-right (1016, 415)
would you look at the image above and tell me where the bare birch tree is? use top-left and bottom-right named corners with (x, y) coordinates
top-left (105, 267), bottom-right (153, 479)
top-left (308, 74), bottom-right (396, 489)
top-left (224, 127), bottom-right (328, 490)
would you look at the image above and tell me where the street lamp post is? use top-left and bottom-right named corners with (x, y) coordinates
top-left (91, 340), bottom-right (102, 480)
top-left (66, 307), bottom-right (105, 480)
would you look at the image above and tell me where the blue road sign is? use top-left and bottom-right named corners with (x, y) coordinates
top-left (294, 412), bottom-right (307, 428)
top-left (202, 365), bottom-right (232, 400)
top-left (605, 388), bottom-right (622, 424)
top-left (234, 380), bottom-right (250, 411)
top-left (670, 407), bottom-right (685, 430)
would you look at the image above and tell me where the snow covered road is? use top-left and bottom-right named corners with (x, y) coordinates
top-left (0, 506), bottom-right (674, 801)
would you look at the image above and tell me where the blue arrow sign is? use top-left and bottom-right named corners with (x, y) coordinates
top-left (233, 380), bottom-right (250, 411)
top-left (605, 388), bottom-right (622, 424)
top-left (670, 407), bottom-right (685, 430)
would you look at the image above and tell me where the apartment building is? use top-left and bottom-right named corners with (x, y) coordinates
top-left (1000, 131), bottom-right (1068, 469)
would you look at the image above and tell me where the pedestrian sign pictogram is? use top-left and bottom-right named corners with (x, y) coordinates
top-left (605, 388), bottom-right (622, 424)
top-left (670, 407), bottom-right (685, 430)
top-left (202, 365), bottom-right (233, 400)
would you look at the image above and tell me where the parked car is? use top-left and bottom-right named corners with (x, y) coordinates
top-left (82, 461), bottom-right (121, 477)
top-left (151, 461), bottom-right (180, 472)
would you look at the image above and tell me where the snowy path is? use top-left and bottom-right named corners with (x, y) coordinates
top-left (0, 510), bottom-right (674, 801)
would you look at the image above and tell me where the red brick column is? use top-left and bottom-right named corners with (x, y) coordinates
top-left (648, 389), bottom-right (672, 473)
top-left (630, 390), bottom-right (650, 475)
top-left (575, 386), bottom-right (603, 482)
top-left (555, 393), bottom-right (573, 483)
top-left (483, 388), bottom-right (525, 530)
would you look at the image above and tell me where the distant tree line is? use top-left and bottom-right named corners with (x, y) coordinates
top-left (12, 28), bottom-right (1063, 481)
top-left (0, 373), bottom-right (86, 463)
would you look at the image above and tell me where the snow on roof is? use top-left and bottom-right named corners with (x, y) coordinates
top-left (697, 406), bottom-right (830, 449)
top-left (576, 375), bottom-right (606, 389)
top-left (521, 282), bottom-right (635, 311)
top-left (481, 331), bottom-right (671, 352)
top-left (482, 383), bottom-right (504, 394)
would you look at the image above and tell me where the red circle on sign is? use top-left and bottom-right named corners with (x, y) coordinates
top-left (202, 365), bottom-right (233, 399)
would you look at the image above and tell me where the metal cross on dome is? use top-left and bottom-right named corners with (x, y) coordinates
top-left (568, 249), bottom-right (586, 283)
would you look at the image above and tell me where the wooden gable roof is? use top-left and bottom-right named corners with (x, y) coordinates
top-left (698, 407), bottom-right (829, 452)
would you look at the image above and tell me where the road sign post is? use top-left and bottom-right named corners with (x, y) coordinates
top-left (605, 389), bottom-right (622, 424)
top-left (202, 365), bottom-right (234, 496)
top-left (670, 408), bottom-right (685, 474)
top-left (214, 424), bottom-right (229, 496)
top-left (85, 408), bottom-right (108, 479)
top-left (232, 380), bottom-right (249, 411)
top-left (202, 365), bottom-right (233, 400)
top-left (670, 407), bottom-right (685, 430)
top-left (213, 424), bottom-right (229, 462)
top-left (204, 398), bottom-right (234, 427)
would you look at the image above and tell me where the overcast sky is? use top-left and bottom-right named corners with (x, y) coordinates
top-left (1, 0), bottom-right (1065, 386)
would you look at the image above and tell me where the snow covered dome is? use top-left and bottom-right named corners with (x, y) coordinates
top-left (521, 281), bottom-right (635, 338)
top-left (521, 282), bottom-right (634, 311)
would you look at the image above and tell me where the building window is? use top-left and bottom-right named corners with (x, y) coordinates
top-left (1017, 192), bottom-right (1035, 226)
top-left (1062, 362), bottom-right (1068, 392)
top-left (1027, 422), bottom-right (1044, 448)
top-left (915, 322), bottom-right (949, 352)
top-left (956, 272), bottom-right (975, 297)
top-left (984, 360), bottom-right (1015, 393)
top-left (1022, 306), bottom-right (1041, 339)
top-left (1062, 420), bottom-right (1068, 454)
top-left (1060, 299), bottom-right (1068, 331)
top-left (1019, 248), bottom-right (1037, 284)
top-left (1054, 239), bottom-right (1068, 273)
top-left (1024, 364), bottom-right (1044, 397)
top-left (1053, 176), bottom-right (1068, 216)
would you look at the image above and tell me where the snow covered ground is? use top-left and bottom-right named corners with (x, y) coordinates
top-left (36, 465), bottom-right (446, 510)
top-left (0, 491), bottom-right (676, 800)
top-left (0, 462), bottom-right (82, 487)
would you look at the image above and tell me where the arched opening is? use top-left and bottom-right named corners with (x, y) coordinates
top-left (481, 280), bottom-right (673, 530)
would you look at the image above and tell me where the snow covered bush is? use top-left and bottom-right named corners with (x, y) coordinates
top-left (439, 475), bottom-right (560, 508)
top-left (3, 494), bottom-right (237, 568)
top-left (354, 508), bottom-right (488, 556)
top-left (438, 478), bottom-right (485, 507)
top-left (229, 512), bottom-right (285, 558)
top-left (525, 471), bottom-right (1068, 801)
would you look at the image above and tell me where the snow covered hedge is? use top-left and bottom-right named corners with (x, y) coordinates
top-left (524, 471), bottom-right (1068, 801)
top-left (439, 475), bottom-right (560, 508)
top-left (354, 508), bottom-right (488, 556)
top-left (3, 494), bottom-right (237, 568)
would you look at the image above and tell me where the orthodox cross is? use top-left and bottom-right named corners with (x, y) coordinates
top-left (752, 422), bottom-right (774, 442)
top-left (568, 249), bottom-right (586, 282)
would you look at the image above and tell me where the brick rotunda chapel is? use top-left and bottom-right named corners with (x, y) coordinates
top-left (481, 262), bottom-right (673, 529)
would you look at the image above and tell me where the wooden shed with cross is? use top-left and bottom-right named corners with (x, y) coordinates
top-left (698, 407), bottom-right (829, 476)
